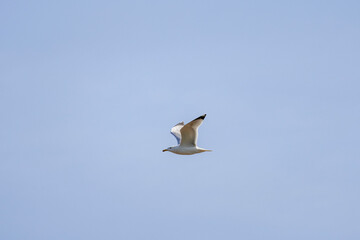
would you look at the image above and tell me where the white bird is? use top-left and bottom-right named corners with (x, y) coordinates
top-left (162, 114), bottom-right (212, 155)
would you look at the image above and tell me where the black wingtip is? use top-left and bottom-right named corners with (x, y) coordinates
top-left (196, 114), bottom-right (206, 120)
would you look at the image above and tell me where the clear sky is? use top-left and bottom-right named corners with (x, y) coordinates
top-left (1, 1), bottom-right (360, 239)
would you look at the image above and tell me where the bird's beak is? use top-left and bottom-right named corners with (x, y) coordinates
top-left (162, 149), bottom-right (168, 152)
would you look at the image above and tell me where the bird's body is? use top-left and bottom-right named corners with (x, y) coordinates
top-left (164, 146), bottom-right (211, 155)
top-left (163, 114), bottom-right (211, 155)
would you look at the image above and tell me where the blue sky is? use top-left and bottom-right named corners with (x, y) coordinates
top-left (1, 1), bottom-right (360, 239)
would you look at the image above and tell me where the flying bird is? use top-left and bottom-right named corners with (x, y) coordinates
top-left (163, 114), bottom-right (212, 155)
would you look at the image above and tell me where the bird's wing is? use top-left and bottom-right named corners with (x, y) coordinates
top-left (180, 114), bottom-right (206, 147)
top-left (170, 122), bottom-right (184, 144)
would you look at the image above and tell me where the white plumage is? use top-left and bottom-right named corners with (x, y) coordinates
top-left (163, 114), bottom-right (211, 155)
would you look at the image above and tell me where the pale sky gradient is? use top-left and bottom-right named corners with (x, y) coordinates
top-left (1, 1), bottom-right (360, 239)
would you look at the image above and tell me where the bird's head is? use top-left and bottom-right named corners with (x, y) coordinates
top-left (162, 147), bottom-right (174, 152)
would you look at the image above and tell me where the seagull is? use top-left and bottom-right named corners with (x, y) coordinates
top-left (162, 114), bottom-right (212, 155)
